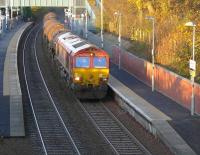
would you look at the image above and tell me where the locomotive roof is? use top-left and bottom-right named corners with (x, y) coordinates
top-left (57, 32), bottom-right (96, 54)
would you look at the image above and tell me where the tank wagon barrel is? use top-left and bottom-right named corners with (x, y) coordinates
top-left (43, 12), bottom-right (57, 23)
top-left (43, 12), bottom-right (110, 99)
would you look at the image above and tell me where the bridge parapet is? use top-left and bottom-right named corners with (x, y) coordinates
top-left (0, 0), bottom-right (85, 7)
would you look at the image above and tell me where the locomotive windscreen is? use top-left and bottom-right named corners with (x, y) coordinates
top-left (75, 57), bottom-right (90, 68)
top-left (93, 57), bottom-right (107, 68)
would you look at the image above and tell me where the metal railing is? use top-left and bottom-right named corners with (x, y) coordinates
top-left (0, 0), bottom-right (85, 7)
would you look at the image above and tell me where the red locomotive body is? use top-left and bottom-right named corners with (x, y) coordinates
top-left (43, 12), bottom-right (109, 99)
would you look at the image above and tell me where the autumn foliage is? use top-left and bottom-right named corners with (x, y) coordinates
top-left (88, 0), bottom-right (200, 82)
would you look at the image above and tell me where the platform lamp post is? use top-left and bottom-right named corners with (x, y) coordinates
top-left (81, 10), bottom-right (88, 39)
top-left (16, 7), bottom-right (19, 21)
top-left (146, 16), bottom-right (155, 92)
top-left (101, 0), bottom-right (104, 48)
top-left (185, 21), bottom-right (196, 116)
top-left (10, 0), bottom-right (13, 29)
top-left (72, 14), bottom-right (75, 33)
top-left (5, 0), bottom-right (9, 30)
top-left (114, 11), bottom-right (122, 69)
top-left (64, 8), bottom-right (68, 28)
top-left (67, 8), bottom-right (72, 30)
top-left (16, 7), bottom-right (20, 22)
top-left (85, 10), bottom-right (88, 39)
top-left (20, 1), bottom-right (24, 21)
top-left (0, 11), bottom-right (1, 34)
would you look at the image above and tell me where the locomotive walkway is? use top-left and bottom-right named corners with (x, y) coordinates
top-left (0, 21), bottom-right (32, 136)
top-left (76, 27), bottom-right (200, 154)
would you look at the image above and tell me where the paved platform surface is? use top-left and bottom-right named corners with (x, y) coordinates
top-left (0, 23), bottom-right (25, 136)
top-left (0, 21), bottom-right (32, 137)
top-left (108, 75), bottom-right (171, 122)
top-left (80, 28), bottom-right (200, 154)
top-left (109, 68), bottom-right (196, 155)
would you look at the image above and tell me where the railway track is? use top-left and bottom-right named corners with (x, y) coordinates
top-left (30, 22), bottom-right (150, 155)
top-left (20, 14), bottom-right (164, 155)
top-left (78, 101), bottom-right (152, 155)
top-left (22, 24), bottom-right (81, 155)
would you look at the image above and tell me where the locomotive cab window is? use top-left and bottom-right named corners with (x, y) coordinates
top-left (76, 57), bottom-right (90, 68)
top-left (93, 57), bottom-right (107, 68)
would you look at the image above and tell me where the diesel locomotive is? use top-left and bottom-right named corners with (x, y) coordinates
top-left (43, 12), bottom-right (109, 99)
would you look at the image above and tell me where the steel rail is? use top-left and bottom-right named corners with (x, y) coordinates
top-left (76, 99), bottom-right (119, 155)
top-left (23, 23), bottom-right (81, 155)
top-left (34, 27), bottom-right (81, 155)
top-left (23, 24), bottom-right (48, 155)
top-left (78, 100), bottom-right (151, 155)
top-left (102, 103), bottom-right (152, 155)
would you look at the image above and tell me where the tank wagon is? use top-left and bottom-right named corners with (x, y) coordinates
top-left (43, 12), bottom-right (109, 99)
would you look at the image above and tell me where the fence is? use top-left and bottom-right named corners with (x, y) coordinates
top-left (112, 45), bottom-right (200, 114)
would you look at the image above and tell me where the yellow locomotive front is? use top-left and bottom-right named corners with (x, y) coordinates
top-left (71, 48), bottom-right (109, 99)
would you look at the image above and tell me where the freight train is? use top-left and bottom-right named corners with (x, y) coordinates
top-left (43, 12), bottom-right (109, 99)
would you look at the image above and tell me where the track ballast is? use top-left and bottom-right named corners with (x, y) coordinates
top-left (23, 24), bottom-right (80, 155)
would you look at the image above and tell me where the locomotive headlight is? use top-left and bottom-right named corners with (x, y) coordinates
top-left (99, 74), bottom-right (107, 82)
top-left (102, 78), bottom-right (108, 81)
top-left (74, 73), bottom-right (82, 81)
top-left (74, 76), bottom-right (81, 81)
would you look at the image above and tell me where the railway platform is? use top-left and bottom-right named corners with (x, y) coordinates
top-left (0, 22), bottom-right (32, 137)
top-left (84, 30), bottom-right (200, 155)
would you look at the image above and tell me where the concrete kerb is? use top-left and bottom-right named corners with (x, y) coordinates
top-left (153, 121), bottom-right (196, 155)
top-left (3, 22), bottom-right (33, 137)
top-left (108, 75), bottom-right (196, 155)
top-left (108, 75), bottom-right (170, 134)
